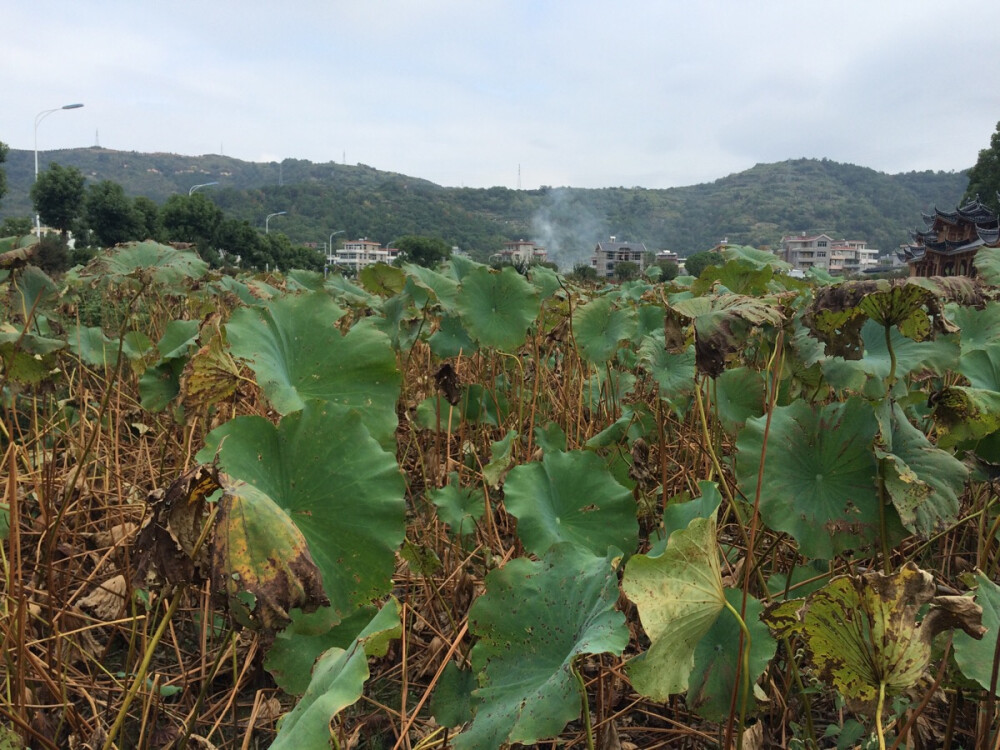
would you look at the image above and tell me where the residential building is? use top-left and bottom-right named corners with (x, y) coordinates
top-left (899, 195), bottom-right (1000, 277)
top-left (328, 238), bottom-right (400, 272)
top-left (780, 233), bottom-right (878, 275)
top-left (591, 237), bottom-right (647, 278)
top-left (491, 239), bottom-right (547, 265)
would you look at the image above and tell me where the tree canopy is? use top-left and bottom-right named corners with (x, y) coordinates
top-left (392, 235), bottom-right (452, 268)
top-left (964, 121), bottom-right (1000, 212)
top-left (683, 251), bottom-right (723, 278)
top-left (85, 180), bottom-right (143, 247)
top-left (31, 162), bottom-right (85, 234)
top-left (0, 140), bottom-right (8, 208)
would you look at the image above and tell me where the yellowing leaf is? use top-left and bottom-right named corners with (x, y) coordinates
top-left (622, 513), bottom-right (725, 699)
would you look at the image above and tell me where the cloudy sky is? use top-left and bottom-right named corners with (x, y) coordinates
top-left (4, 1), bottom-right (1000, 190)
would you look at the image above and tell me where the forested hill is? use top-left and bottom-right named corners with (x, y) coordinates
top-left (1, 147), bottom-right (968, 266)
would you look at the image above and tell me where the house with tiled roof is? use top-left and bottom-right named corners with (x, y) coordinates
top-left (899, 195), bottom-right (1000, 277)
top-left (591, 237), bottom-right (647, 278)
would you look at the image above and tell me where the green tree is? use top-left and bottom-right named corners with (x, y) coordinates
top-left (161, 193), bottom-right (224, 246)
top-left (33, 235), bottom-right (70, 274)
top-left (569, 263), bottom-right (599, 282)
top-left (651, 259), bottom-right (679, 281)
top-left (0, 217), bottom-right (32, 237)
top-left (965, 121), bottom-right (1000, 212)
top-left (614, 260), bottom-right (639, 281)
top-left (392, 235), bottom-right (452, 268)
top-left (85, 180), bottom-right (143, 248)
top-left (214, 217), bottom-right (262, 269)
top-left (133, 196), bottom-right (163, 241)
top-left (683, 250), bottom-right (724, 278)
top-left (0, 140), bottom-right (8, 208)
top-left (31, 163), bottom-right (85, 235)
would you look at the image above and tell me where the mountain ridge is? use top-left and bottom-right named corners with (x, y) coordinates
top-left (0, 147), bottom-right (969, 266)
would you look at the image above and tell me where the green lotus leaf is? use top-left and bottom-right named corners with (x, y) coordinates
top-left (622, 514), bottom-right (725, 700)
top-left (324, 273), bottom-right (378, 307)
top-left (156, 319), bottom-right (201, 359)
top-left (431, 661), bottom-right (476, 728)
top-left (226, 292), bottom-right (398, 446)
top-left (875, 401), bottom-right (967, 537)
top-left (975, 247), bottom-right (1000, 285)
top-left (687, 589), bottom-right (777, 721)
top-left (138, 358), bottom-right (185, 412)
top-left (428, 473), bottom-right (484, 537)
top-left (737, 397), bottom-right (884, 560)
top-left (635, 304), bottom-right (666, 342)
top-left (713, 366), bottom-right (765, 434)
top-left (482, 430), bottom-right (517, 488)
top-left (359, 262), bottom-right (406, 296)
top-left (198, 401), bottom-right (406, 620)
top-left (428, 314), bottom-right (477, 358)
top-left (762, 564), bottom-right (983, 713)
top-left (651, 480), bottom-right (723, 556)
top-left (270, 600), bottom-right (401, 750)
top-left (372, 293), bottom-right (422, 352)
top-left (722, 244), bottom-right (792, 271)
top-left (503, 449), bottom-right (637, 557)
top-left (534, 422), bottom-right (568, 454)
top-left (691, 259), bottom-right (774, 297)
top-left (284, 269), bottom-right (325, 291)
top-left (455, 545), bottom-right (628, 749)
top-left (403, 262), bottom-right (460, 310)
top-left (572, 296), bottom-right (636, 364)
top-left (455, 266), bottom-right (539, 351)
top-left (946, 301), bottom-right (1000, 353)
top-left (638, 334), bottom-right (696, 413)
top-left (528, 265), bottom-right (562, 300)
top-left (211, 482), bottom-right (328, 632)
top-left (953, 573), bottom-right (1000, 694)
top-left (959, 343), bottom-right (1000, 390)
top-left (265, 605), bottom-right (378, 695)
top-left (12, 266), bottom-right (59, 320)
top-left (84, 241), bottom-right (208, 285)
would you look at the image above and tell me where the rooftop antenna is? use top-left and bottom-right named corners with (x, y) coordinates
top-left (518, 164), bottom-right (521, 190)
top-left (94, 129), bottom-right (100, 147)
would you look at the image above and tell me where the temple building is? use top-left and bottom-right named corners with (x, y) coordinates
top-left (900, 195), bottom-right (1000, 277)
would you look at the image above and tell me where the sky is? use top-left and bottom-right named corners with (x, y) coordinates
top-left (4, 1), bottom-right (1000, 191)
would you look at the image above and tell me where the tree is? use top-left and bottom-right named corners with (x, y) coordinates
top-left (31, 163), bottom-right (85, 235)
top-left (133, 196), bottom-right (163, 241)
top-left (85, 180), bottom-right (143, 248)
top-left (614, 260), bottom-right (640, 281)
top-left (392, 235), bottom-right (452, 268)
top-left (569, 262), bottom-right (599, 282)
top-left (214, 217), bottom-right (262, 268)
top-left (683, 250), bottom-right (724, 278)
top-left (654, 260), bottom-right (679, 281)
top-left (0, 217), bottom-right (32, 237)
top-left (161, 193), bottom-right (223, 246)
top-left (0, 140), bottom-right (8, 208)
top-left (964, 121), bottom-right (1000, 212)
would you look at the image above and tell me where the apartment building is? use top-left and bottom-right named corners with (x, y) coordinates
top-left (591, 237), bottom-right (647, 278)
top-left (328, 238), bottom-right (400, 272)
top-left (780, 233), bottom-right (878, 275)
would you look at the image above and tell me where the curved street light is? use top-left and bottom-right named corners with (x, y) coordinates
top-left (189, 181), bottom-right (219, 196)
top-left (265, 211), bottom-right (287, 234)
top-left (34, 103), bottom-right (84, 236)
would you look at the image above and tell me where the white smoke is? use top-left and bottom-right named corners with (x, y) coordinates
top-left (530, 188), bottom-right (608, 270)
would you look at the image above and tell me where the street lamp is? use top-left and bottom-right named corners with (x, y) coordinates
top-left (34, 102), bottom-right (84, 236)
top-left (189, 181), bottom-right (219, 196)
top-left (265, 211), bottom-right (287, 234)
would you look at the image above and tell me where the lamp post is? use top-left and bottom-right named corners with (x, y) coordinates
top-left (325, 229), bottom-right (346, 277)
top-left (189, 181), bottom-right (219, 196)
top-left (34, 102), bottom-right (84, 236)
top-left (265, 211), bottom-right (287, 234)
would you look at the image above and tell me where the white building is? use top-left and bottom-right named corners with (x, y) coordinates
top-left (328, 238), bottom-right (400, 272)
top-left (491, 239), bottom-right (547, 265)
top-left (591, 237), bottom-right (647, 278)
top-left (780, 233), bottom-right (878, 275)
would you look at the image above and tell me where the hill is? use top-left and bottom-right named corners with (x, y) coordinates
top-left (0, 147), bottom-right (969, 267)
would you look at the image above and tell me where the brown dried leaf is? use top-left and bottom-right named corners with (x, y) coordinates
top-left (78, 574), bottom-right (128, 621)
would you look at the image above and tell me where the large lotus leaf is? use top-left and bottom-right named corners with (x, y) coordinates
top-left (652, 481), bottom-right (723, 556)
top-left (428, 472), bottom-right (484, 537)
top-left (371, 293), bottom-right (422, 352)
top-left (197, 401), bottom-right (406, 619)
top-left (875, 401), bottom-right (967, 537)
top-left (431, 661), bottom-right (476, 728)
top-left (821, 319), bottom-right (960, 392)
top-left (736, 397), bottom-right (884, 560)
top-left (211, 482), bottom-right (328, 631)
top-left (359, 263), bottom-right (406, 296)
top-left (85, 241), bottom-right (208, 285)
top-left (635, 304), bottom-right (666, 342)
top-left (932, 386), bottom-right (1000, 448)
top-left (713, 366), bottom-right (765, 434)
top-left (953, 573), bottom-right (1000, 694)
top-left (671, 295), bottom-right (784, 378)
top-left (156, 319), bottom-right (201, 359)
top-left (622, 514), bottom-right (725, 700)
top-left (323, 273), bottom-right (378, 307)
top-left (974, 247), bottom-right (1000, 285)
top-left (428, 313), bottom-right (477, 358)
top-left (67, 325), bottom-right (150, 367)
top-left (946, 301), bottom-right (1000, 353)
top-left (270, 600), bottom-right (401, 750)
top-left (762, 564), bottom-right (983, 712)
top-left (12, 266), bottom-right (59, 320)
top-left (226, 292), bottom-right (398, 446)
top-left (455, 545), bottom-right (628, 750)
top-left (285, 269), bottom-right (325, 291)
top-left (180, 332), bottom-right (240, 410)
top-left (265, 605), bottom-right (377, 694)
top-left (722, 244), bottom-right (792, 272)
top-left (455, 265), bottom-right (539, 351)
top-left (572, 296), bottom-right (636, 364)
top-left (502, 449), bottom-right (637, 556)
top-left (528, 265), bottom-right (562, 300)
top-left (638, 334), bottom-right (696, 412)
top-left (690, 260), bottom-right (774, 297)
top-left (138, 357), bottom-right (185, 412)
top-left (959, 343), bottom-right (1000, 390)
top-left (403, 262), bottom-right (460, 310)
top-left (687, 589), bottom-right (777, 721)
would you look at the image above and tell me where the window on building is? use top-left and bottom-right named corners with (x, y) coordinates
top-left (817, 241), bottom-right (828, 247)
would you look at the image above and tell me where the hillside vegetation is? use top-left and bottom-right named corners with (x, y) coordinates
top-left (1, 147), bottom-right (967, 264)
